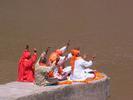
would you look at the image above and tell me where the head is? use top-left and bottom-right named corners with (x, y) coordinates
top-left (40, 52), bottom-right (46, 58)
top-left (71, 49), bottom-right (80, 57)
top-left (39, 57), bottom-right (47, 64)
top-left (55, 49), bottom-right (63, 56)
top-left (24, 52), bottom-right (31, 59)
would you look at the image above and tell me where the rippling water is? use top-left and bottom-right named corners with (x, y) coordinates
top-left (0, 0), bottom-right (133, 100)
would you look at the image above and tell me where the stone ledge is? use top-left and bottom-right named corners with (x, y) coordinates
top-left (0, 74), bottom-right (110, 100)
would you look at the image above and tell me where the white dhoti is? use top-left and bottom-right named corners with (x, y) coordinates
top-left (70, 58), bottom-right (95, 81)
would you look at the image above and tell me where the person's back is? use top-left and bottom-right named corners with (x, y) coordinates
top-left (35, 57), bottom-right (58, 86)
top-left (70, 49), bottom-right (95, 81)
top-left (35, 63), bottom-right (48, 86)
top-left (70, 57), bottom-right (93, 80)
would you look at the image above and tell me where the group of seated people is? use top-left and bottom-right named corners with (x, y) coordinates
top-left (17, 42), bottom-right (96, 86)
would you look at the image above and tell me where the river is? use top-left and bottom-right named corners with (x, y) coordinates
top-left (0, 0), bottom-right (133, 100)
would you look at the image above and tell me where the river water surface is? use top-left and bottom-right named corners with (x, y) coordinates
top-left (0, 0), bottom-right (133, 100)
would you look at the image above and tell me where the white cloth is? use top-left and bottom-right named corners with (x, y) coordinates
top-left (59, 46), bottom-right (67, 54)
top-left (63, 66), bottom-right (72, 73)
top-left (53, 53), bottom-right (72, 76)
top-left (57, 53), bottom-right (72, 65)
top-left (70, 58), bottom-right (94, 81)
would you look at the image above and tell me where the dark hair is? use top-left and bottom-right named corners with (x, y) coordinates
top-left (74, 47), bottom-right (80, 50)
top-left (39, 57), bottom-right (47, 64)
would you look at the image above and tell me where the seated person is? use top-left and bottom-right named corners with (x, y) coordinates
top-left (48, 41), bottom-right (70, 75)
top-left (69, 49), bottom-right (96, 81)
top-left (53, 53), bottom-right (72, 81)
top-left (35, 57), bottom-right (58, 86)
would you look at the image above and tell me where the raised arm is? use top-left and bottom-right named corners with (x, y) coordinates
top-left (59, 40), bottom-right (70, 53)
top-left (81, 60), bottom-right (93, 68)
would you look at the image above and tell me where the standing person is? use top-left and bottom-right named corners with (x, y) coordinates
top-left (17, 45), bottom-right (30, 81)
top-left (17, 45), bottom-right (37, 82)
top-left (70, 49), bottom-right (96, 81)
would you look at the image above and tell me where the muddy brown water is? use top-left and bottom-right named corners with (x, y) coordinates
top-left (0, 0), bottom-right (133, 100)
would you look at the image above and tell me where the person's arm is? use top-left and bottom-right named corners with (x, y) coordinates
top-left (32, 54), bottom-right (37, 63)
top-left (59, 46), bottom-right (67, 54)
top-left (66, 53), bottom-right (72, 60)
top-left (43, 65), bottom-right (56, 73)
top-left (83, 54), bottom-right (96, 61)
top-left (23, 48), bottom-right (37, 68)
top-left (23, 54), bottom-right (37, 69)
top-left (35, 47), bottom-right (51, 68)
top-left (31, 48), bottom-right (38, 63)
top-left (25, 53), bottom-right (37, 69)
top-left (45, 47), bottom-right (51, 55)
top-left (81, 59), bottom-right (93, 68)
top-left (58, 53), bottom-right (72, 64)
top-left (57, 56), bottom-right (65, 65)
top-left (35, 57), bottom-right (40, 68)
top-left (59, 40), bottom-right (70, 53)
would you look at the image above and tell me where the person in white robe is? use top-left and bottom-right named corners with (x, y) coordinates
top-left (70, 49), bottom-right (96, 81)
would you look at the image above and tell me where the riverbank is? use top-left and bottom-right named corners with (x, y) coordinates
top-left (0, 74), bottom-right (110, 100)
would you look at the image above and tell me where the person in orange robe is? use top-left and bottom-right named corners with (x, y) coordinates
top-left (17, 45), bottom-right (37, 82)
top-left (48, 41), bottom-right (70, 76)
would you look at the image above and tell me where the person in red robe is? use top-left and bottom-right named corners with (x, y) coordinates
top-left (17, 45), bottom-right (37, 82)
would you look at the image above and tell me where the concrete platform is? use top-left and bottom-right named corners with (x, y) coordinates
top-left (0, 74), bottom-right (110, 100)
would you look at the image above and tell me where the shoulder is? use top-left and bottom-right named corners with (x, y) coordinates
top-left (76, 57), bottom-right (84, 61)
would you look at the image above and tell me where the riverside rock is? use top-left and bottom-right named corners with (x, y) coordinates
top-left (0, 73), bottom-right (110, 100)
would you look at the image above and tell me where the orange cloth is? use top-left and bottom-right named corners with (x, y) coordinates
top-left (71, 49), bottom-right (80, 56)
top-left (58, 72), bottom-right (105, 85)
top-left (55, 49), bottom-right (63, 56)
top-left (48, 49), bottom-right (63, 76)
top-left (49, 52), bottom-right (59, 63)
top-left (70, 56), bottom-right (76, 73)
top-left (47, 71), bottom-right (54, 77)
top-left (58, 80), bottom-right (72, 85)
top-left (49, 49), bottom-right (62, 63)
top-left (70, 49), bottom-right (80, 73)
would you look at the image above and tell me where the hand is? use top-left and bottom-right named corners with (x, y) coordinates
top-left (83, 54), bottom-right (96, 61)
top-left (46, 47), bottom-right (51, 51)
top-left (83, 54), bottom-right (87, 59)
top-left (91, 54), bottom-right (96, 61)
top-left (46, 47), bottom-right (51, 54)
top-left (66, 40), bottom-right (70, 47)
